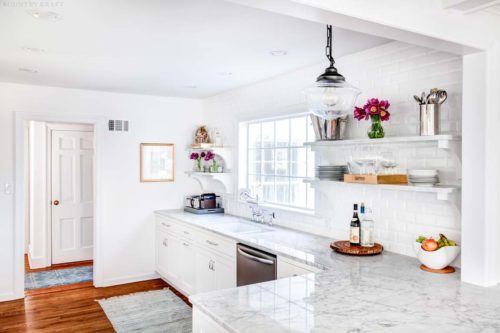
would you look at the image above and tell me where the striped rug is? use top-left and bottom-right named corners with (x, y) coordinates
top-left (98, 288), bottom-right (192, 333)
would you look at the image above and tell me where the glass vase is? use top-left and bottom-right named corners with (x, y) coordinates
top-left (210, 160), bottom-right (219, 173)
top-left (368, 116), bottom-right (385, 139)
top-left (194, 159), bottom-right (202, 172)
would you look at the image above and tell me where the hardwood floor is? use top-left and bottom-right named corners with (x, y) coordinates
top-left (0, 279), bottom-right (189, 333)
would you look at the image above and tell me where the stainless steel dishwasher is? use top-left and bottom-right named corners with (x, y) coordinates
top-left (237, 243), bottom-right (277, 287)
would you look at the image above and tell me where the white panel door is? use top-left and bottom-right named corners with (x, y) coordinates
top-left (51, 130), bottom-right (94, 264)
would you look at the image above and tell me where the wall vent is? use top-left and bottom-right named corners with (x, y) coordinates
top-left (108, 120), bottom-right (129, 132)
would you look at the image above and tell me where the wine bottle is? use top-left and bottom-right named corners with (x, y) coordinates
top-left (350, 204), bottom-right (361, 246)
top-left (361, 207), bottom-right (375, 247)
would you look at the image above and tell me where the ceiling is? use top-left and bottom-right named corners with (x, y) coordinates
top-left (0, 0), bottom-right (390, 98)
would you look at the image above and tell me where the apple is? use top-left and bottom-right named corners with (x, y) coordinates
top-left (421, 238), bottom-right (438, 251)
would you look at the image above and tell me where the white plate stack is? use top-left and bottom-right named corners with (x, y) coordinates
top-left (408, 169), bottom-right (439, 187)
top-left (315, 165), bottom-right (348, 181)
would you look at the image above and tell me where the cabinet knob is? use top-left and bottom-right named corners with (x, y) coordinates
top-left (183, 242), bottom-right (189, 247)
top-left (206, 240), bottom-right (218, 246)
top-left (163, 239), bottom-right (168, 247)
top-left (53, 200), bottom-right (60, 206)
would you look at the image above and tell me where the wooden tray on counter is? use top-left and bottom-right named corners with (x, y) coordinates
top-left (330, 240), bottom-right (384, 256)
top-left (344, 174), bottom-right (408, 185)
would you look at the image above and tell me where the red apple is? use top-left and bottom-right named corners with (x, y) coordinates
top-left (421, 238), bottom-right (438, 252)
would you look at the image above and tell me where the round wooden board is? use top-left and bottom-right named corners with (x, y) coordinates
top-left (330, 240), bottom-right (383, 256)
top-left (420, 265), bottom-right (455, 274)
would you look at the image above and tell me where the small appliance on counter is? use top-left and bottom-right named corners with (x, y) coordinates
top-left (184, 193), bottom-right (224, 214)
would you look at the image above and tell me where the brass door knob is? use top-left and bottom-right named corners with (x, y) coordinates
top-left (53, 200), bottom-right (60, 206)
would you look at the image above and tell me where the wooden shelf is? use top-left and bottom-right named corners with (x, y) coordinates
top-left (304, 178), bottom-right (460, 201)
top-left (305, 134), bottom-right (460, 150)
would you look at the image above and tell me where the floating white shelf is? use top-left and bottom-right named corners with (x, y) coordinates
top-left (185, 171), bottom-right (233, 193)
top-left (304, 178), bottom-right (460, 201)
top-left (305, 134), bottom-right (460, 150)
top-left (187, 146), bottom-right (231, 151)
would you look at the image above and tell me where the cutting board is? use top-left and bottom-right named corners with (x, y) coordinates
top-left (330, 240), bottom-right (384, 256)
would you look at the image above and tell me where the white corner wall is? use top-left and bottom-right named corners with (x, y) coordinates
top-left (0, 82), bottom-right (203, 301)
top-left (206, 41), bottom-right (463, 259)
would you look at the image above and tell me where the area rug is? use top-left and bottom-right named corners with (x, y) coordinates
top-left (25, 265), bottom-right (93, 290)
top-left (98, 289), bottom-right (192, 333)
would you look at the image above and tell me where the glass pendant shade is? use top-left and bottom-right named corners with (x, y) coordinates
top-left (305, 80), bottom-right (361, 120)
top-left (305, 25), bottom-right (361, 120)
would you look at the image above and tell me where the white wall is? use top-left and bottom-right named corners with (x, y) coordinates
top-left (206, 41), bottom-right (462, 259)
top-left (0, 82), bottom-right (203, 300)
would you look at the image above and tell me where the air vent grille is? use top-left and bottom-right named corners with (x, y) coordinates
top-left (108, 120), bottom-right (129, 132)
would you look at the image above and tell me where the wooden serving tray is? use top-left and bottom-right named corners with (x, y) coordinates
top-left (330, 240), bottom-right (384, 256)
top-left (344, 174), bottom-right (408, 185)
top-left (420, 265), bottom-right (455, 274)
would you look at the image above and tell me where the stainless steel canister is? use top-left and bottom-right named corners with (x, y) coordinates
top-left (419, 103), bottom-right (440, 136)
top-left (309, 114), bottom-right (348, 140)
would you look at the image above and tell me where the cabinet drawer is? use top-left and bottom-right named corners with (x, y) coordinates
top-left (156, 216), bottom-right (197, 241)
top-left (277, 257), bottom-right (322, 279)
top-left (196, 231), bottom-right (236, 258)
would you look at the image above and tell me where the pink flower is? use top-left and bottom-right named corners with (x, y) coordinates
top-left (379, 100), bottom-right (390, 109)
top-left (204, 151), bottom-right (215, 161)
top-left (353, 106), bottom-right (368, 121)
top-left (364, 98), bottom-right (380, 116)
top-left (200, 151), bottom-right (206, 158)
top-left (380, 110), bottom-right (390, 121)
top-left (190, 152), bottom-right (199, 160)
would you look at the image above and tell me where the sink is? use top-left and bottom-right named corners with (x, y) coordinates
top-left (211, 222), bottom-right (274, 234)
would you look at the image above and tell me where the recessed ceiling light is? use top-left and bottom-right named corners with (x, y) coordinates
top-left (18, 67), bottom-right (39, 74)
top-left (26, 9), bottom-right (62, 22)
top-left (185, 85), bottom-right (197, 89)
top-left (269, 50), bottom-right (288, 57)
top-left (218, 71), bottom-right (233, 76)
top-left (22, 47), bottom-right (45, 53)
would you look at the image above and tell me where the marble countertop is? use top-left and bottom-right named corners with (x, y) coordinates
top-left (155, 210), bottom-right (500, 333)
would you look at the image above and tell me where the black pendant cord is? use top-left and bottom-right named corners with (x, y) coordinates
top-left (325, 25), bottom-right (335, 67)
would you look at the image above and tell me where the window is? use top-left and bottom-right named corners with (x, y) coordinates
top-left (240, 114), bottom-right (316, 210)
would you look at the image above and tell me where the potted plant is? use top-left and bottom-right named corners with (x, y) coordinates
top-left (204, 151), bottom-right (219, 173)
top-left (353, 98), bottom-right (391, 139)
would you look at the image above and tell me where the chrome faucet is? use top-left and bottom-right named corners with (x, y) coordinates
top-left (239, 189), bottom-right (275, 225)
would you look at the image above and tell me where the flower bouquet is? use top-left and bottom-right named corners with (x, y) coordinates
top-left (353, 98), bottom-right (391, 139)
top-left (190, 151), bottom-right (206, 172)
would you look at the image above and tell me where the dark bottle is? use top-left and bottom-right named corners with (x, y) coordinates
top-left (350, 204), bottom-right (361, 246)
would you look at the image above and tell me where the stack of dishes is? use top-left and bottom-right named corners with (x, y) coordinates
top-left (408, 169), bottom-right (439, 187)
top-left (315, 165), bottom-right (348, 181)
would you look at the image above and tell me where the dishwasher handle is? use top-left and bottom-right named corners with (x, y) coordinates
top-left (237, 248), bottom-right (275, 265)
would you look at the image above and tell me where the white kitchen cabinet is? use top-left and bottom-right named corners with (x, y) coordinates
top-left (195, 248), bottom-right (236, 293)
top-left (155, 215), bottom-right (236, 296)
top-left (277, 256), bottom-right (322, 279)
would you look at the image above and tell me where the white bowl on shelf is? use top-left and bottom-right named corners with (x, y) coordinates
top-left (413, 242), bottom-right (460, 270)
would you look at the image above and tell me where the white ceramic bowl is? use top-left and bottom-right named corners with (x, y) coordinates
top-left (413, 242), bottom-right (460, 270)
top-left (408, 169), bottom-right (439, 177)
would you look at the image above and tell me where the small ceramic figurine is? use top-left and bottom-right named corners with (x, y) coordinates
top-left (195, 126), bottom-right (210, 144)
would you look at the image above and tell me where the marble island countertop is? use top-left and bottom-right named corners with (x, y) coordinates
top-left (155, 210), bottom-right (500, 333)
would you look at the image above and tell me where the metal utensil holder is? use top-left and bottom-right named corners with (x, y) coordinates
top-left (420, 103), bottom-right (440, 136)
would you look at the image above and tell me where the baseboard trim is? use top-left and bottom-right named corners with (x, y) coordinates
top-left (0, 291), bottom-right (22, 303)
top-left (97, 272), bottom-right (160, 288)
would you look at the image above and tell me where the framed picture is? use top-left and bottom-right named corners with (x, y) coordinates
top-left (140, 143), bottom-right (175, 182)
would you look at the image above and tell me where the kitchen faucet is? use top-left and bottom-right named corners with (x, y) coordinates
top-left (239, 189), bottom-right (275, 225)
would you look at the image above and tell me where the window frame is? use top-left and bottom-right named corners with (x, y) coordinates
top-left (240, 113), bottom-right (315, 211)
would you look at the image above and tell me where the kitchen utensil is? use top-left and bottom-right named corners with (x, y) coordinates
top-left (421, 92), bottom-right (426, 104)
top-left (437, 90), bottom-right (447, 104)
top-left (413, 95), bottom-right (422, 104)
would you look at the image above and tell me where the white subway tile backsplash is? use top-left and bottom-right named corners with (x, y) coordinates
top-left (209, 41), bottom-right (461, 260)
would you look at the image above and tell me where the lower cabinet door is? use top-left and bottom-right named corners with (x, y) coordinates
top-left (166, 234), bottom-right (182, 282)
top-left (156, 230), bottom-right (169, 277)
top-left (214, 256), bottom-right (236, 290)
top-left (180, 240), bottom-right (196, 294)
top-left (195, 250), bottom-right (216, 293)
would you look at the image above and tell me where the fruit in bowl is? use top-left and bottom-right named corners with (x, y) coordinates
top-left (414, 234), bottom-right (460, 270)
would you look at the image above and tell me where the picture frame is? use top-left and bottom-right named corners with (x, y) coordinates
top-left (140, 143), bottom-right (175, 182)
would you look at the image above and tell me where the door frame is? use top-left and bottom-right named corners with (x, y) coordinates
top-left (14, 111), bottom-right (105, 299)
top-left (46, 123), bottom-right (95, 266)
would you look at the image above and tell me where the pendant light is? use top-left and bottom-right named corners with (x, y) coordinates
top-left (305, 25), bottom-right (361, 119)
